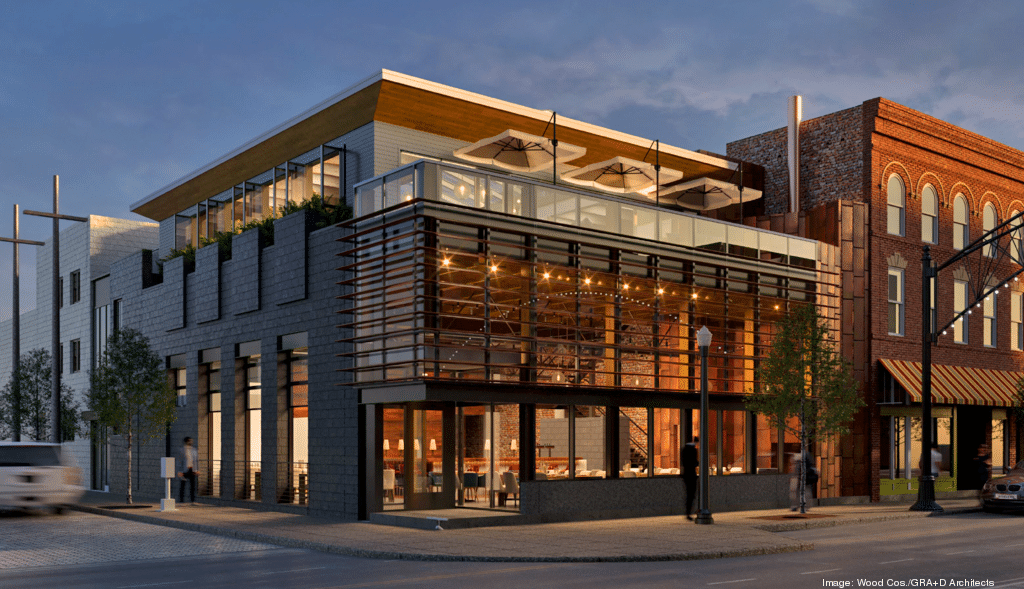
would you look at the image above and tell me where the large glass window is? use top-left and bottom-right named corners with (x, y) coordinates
top-left (535, 405), bottom-right (571, 479)
top-left (652, 408), bottom-right (681, 475)
top-left (244, 353), bottom-right (262, 501)
top-left (285, 347), bottom-right (308, 505)
top-left (887, 174), bottom-right (905, 236)
top-left (204, 358), bottom-right (221, 497)
top-left (953, 195), bottom-right (969, 250)
top-left (574, 406), bottom-right (606, 478)
top-left (954, 279), bottom-right (968, 344)
top-left (888, 269), bottom-right (904, 336)
top-left (984, 290), bottom-right (997, 348)
top-left (1013, 292), bottom-right (1023, 351)
top-left (1012, 210), bottom-right (1023, 265)
top-left (921, 184), bottom-right (938, 244)
top-left (983, 203), bottom-right (997, 258)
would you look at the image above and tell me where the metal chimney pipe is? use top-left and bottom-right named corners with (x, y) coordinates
top-left (788, 96), bottom-right (802, 214)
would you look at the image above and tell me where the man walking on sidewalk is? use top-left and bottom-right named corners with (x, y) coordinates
top-left (178, 437), bottom-right (198, 504)
top-left (682, 436), bottom-right (699, 521)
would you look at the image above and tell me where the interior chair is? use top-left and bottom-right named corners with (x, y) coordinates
top-left (383, 468), bottom-right (396, 502)
top-left (501, 470), bottom-right (520, 507)
top-left (463, 472), bottom-right (478, 500)
top-left (429, 472), bottom-right (444, 492)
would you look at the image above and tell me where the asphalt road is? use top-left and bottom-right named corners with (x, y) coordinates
top-left (2, 511), bottom-right (1023, 588)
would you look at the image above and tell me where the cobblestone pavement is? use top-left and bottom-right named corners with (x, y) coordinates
top-left (0, 511), bottom-right (277, 569)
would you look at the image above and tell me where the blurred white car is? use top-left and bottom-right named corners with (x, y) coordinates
top-left (0, 442), bottom-right (84, 513)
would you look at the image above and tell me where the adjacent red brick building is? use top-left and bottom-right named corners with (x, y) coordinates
top-left (729, 98), bottom-right (1024, 502)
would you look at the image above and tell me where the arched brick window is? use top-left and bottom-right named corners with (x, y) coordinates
top-left (953, 194), bottom-right (968, 250)
top-left (983, 203), bottom-right (997, 257)
top-left (921, 184), bottom-right (938, 244)
top-left (887, 174), bottom-right (905, 236)
top-left (1012, 209), bottom-right (1023, 265)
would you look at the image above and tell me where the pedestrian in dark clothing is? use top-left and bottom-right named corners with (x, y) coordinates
top-left (973, 443), bottom-right (992, 503)
top-left (682, 436), bottom-right (699, 521)
top-left (178, 437), bottom-right (198, 504)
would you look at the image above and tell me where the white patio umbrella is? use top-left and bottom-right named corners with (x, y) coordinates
top-left (660, 177), bottom-right (762, 211)
top-left (560, 156), bottom-right (683, 195)
top-left (452, 129), bottom-right (586, 173)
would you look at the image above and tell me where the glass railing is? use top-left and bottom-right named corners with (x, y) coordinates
top-left (355, 160), bottom-right (819, 269)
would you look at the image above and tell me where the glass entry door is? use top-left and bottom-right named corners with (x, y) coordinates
top-left (404, 406), bottom-right (455, 510)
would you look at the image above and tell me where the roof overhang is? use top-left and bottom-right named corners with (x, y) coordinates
top-left (132, 69), bottom-right (744, 221)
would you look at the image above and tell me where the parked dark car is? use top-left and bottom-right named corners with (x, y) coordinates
top-left (982, 460), bottom-right (1024, 513)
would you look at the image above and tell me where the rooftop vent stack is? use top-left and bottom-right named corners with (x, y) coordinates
top-left (787, 95), bottom-right (802, 213)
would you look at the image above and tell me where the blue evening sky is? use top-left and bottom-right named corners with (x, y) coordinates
top-left (1, 0), bottom-right (1020, 318)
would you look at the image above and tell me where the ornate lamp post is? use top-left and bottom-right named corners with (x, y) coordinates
top-left (695, 325), bottom-right (714, 525)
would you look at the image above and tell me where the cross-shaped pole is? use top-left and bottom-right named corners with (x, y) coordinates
top-left (0, 205), bottom-right (45, 441)
top-left (24, 175), bottom-right (88, 444)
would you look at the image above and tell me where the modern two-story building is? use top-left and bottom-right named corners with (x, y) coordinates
top-left (105, 70), bottom-right (840, 521)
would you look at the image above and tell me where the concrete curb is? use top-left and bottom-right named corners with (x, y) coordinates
top-left (69, 504), bottom-right (812, 562)
top-left (749, 505), bottom-right (982, 532)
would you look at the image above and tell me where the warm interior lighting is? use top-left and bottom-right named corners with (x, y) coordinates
top-left (543, 272), bottom-right (551, 280)
top-left (398, 439), bottom-right (404, 451)
top-left (658, 288), bottom-right (664, 295)
top-left (441, 258), bottom-right (450, 267)
top-left (585, 278), bottom-right (592, 285)
top-left (511, 439), bottom-right (518, 451)
top-left (429, 439), bottom-right (437, 451)
top-left (692, 293), bottom-right (698, 299)
top-left (484, 439), bottom-right (490, 451)
top-left (383, 439), bottom-right (390, 451)
top-left (491, 264), bottom-right (499, 273)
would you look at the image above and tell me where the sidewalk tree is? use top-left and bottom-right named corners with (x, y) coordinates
top-left (0, 348), bottom-right (82, 441)
top-left (745, 304), bottom-right (863, 513)
top-left (88, 329), bottom-right (177, 504)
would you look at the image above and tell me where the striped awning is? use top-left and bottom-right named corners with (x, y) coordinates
top-left (879, 358), bottom-right (1022, 407)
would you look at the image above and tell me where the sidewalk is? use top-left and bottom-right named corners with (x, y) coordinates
top-left (71, 493), bottom-right (981, 563)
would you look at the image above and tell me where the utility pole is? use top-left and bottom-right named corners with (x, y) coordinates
top-left (0, 205), bottom-right (45, 441)
top-left (25, 176), bottom-right (88, 443)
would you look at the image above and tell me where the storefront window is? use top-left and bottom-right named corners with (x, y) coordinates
top-left (722, 410), bottom-right (746, 474)
top-left (652, 408), bottom-right (680, 475)
top-left (574, 406), bottom-right (606, 477)
top-left (993, 417), bottom-right (1007, 475)
top-left (756, 414), bottom-right (779, 473)
top-left (621, 407), bottom-right (648, 477)
top-left (535, 405), bottom-right (570, 479)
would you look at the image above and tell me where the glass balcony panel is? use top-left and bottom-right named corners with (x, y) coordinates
top-left (694, 217), bottom-right (727, 253)
top-left (660, 212), bottom-right (694, 247)
top-left (440, 170), bottom-right (481, 207)
top-left (579, 196), bottom-right (617, 233)
top-left (385, 168), bottom-right (415, 208)
top-left (535, 186), bottom-right (556, 221)
top-left (790, 239), bottom-right (817, 269)
top-left (555, 190), bottom-right (577, 226)
top-left (727, 225), bottom-right (759, 259)
top-left (357, 179), bottom-right (383, 217)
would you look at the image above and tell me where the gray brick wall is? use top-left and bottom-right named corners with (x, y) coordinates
top-left (108, 211), bottom-right (354, 519)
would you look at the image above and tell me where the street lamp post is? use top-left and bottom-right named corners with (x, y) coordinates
top-left (695, 325), bottom-right (714, 525)
top-left (0, 205), bottom-right (45, 441)
top-left (25, 175), bottom-right (88, 444)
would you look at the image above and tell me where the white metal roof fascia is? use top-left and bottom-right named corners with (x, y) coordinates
top-left (132, 69), bottom-right (736, 214)
top-left (130, 70), bottom-right (388, 213)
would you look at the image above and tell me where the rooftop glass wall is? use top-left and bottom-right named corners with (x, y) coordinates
top-left (173, 144), bottom-right (346, 250)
